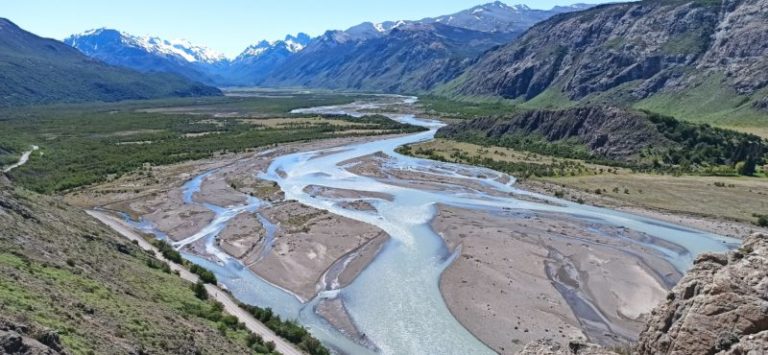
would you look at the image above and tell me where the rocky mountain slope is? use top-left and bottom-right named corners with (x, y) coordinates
top-left (436, 106), bottom-right (767, 171)
top-left (0, 175), bottom-right (252, 354)
top-left (0, 19), bottom-right (220, 107)
top-left (259, 2), bottom-right (594, 92)
top-left (516, 232), bottom-right (768, 355)
top-left (445, 0), bottom-right (768, 127)
top-left (262, 23), bottom-right (519, 92)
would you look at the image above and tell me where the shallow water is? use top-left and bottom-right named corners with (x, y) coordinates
top-left (131, 96), bottom-right (739, 354)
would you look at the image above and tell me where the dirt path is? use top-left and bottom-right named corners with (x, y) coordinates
top-left (3, 145), bottom-right (39, 173)
top-left (86, 210), bottom-right (305, 355)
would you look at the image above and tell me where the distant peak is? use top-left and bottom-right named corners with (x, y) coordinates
top-left (65, 28), bottom-right (226, 63)
top-left (237, 32), bottom-right (311, 60)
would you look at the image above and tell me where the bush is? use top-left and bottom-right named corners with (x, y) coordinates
top-left (152, 239), bottom-right (183, 264)
top-left (192, 281), bottom-right (208, 300)
top-left (239, 303), bottom-right (330, 355)
top-left (265, 341), bottom-right (276, 352)
top-left (189, 264), bottom-right (217, 284)
top-left (757, 215), bottom-right (768, 227)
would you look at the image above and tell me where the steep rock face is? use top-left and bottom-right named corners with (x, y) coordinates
top-left (436, 106), bottom-right (671, 161)
top-left (449, 0), bottom-right (768, 103)
top-left (698, 0), bottom-right (768, 95)
top-left (636, 233), bottom-right (768, 355)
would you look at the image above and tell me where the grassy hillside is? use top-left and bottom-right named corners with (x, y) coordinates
top-left (0, 181), bottom-right (268, 354)
top-left (0, 18), bottom-right (220, 107)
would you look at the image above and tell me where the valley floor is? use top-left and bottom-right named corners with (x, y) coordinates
top-left (405, 139), bottom-right (768, 238)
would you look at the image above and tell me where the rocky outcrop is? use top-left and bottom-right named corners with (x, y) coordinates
top-left (516, 233), bottom-right (768, 355)
top-left (436, 105), bottom-right (766, 169)
top-left (449, 0), bottom-right (768, 105)
top-left (0, 320), bottom-right (65, 355)
top-left (436, 106), bottom-right (673, 162)
top-left (636, 232), bottom-right (768, 355)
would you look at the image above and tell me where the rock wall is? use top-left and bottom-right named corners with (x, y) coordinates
top-left (637, 233), bottom-right (768, 355)
top-left (516, 233), bottom-right (768, 355)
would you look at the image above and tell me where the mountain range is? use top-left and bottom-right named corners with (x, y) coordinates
top-left (0, 18), bottom-right (220, 107)
top-left (63, 2), bottom-right (593, 89)
top-left (443, 0), bottom-right (768, 127)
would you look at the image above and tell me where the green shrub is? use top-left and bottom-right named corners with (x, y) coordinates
top-left (192, 281), bottom-right (208, 300)
top-left (152, 239), bottom-right (183, 264)
top-left (189, 264), bottom-right (217, 284)
top-left (757, 215), bottom-right (768, 227)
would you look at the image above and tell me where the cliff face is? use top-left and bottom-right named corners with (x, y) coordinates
top-left (449, 0), bottom-right (768, 105)
top-left (637, 232), bottom-right (768, 355)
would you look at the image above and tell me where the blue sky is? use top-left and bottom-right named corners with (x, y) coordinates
top-left (1, 0), bottom-right (620, 57)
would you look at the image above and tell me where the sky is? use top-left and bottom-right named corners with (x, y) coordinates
top-left (0, 0), bottom-right (620, 58)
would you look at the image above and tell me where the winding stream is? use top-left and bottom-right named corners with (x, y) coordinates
top-left (3, 145), bottom-right (39, 173)
top-left (127, 96), bottom-right (739, 354)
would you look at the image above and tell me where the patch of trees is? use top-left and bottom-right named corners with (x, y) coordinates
top-left (643, 111), bottom-right (767, 175)
top-left (189, 264), bottom-right (217, 284)
top-left (152, 239), bottom-right (183, 264)
top-left (0, 104), bottom-right (425, 194)
top-left (239, 304), bottom-right (330, 355)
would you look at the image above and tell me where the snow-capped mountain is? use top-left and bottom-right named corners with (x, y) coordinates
top-left (420, 1), bottom-right (594, 33)
top-left (311, 1), bottom-right (593, 48)
top-left (65, 29), bottom-right (227, 64)
top-left (224, 33), bottom-right (311, 85)
top-left (235, 33), bottom-right (310, 61)
top-left (64, 29), bottom-right (227, 84)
